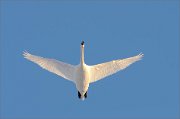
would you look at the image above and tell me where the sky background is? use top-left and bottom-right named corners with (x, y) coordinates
top-left (1, 0), bottom-right (179, 119)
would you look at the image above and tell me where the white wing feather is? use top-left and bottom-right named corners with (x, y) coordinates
top-left (90, 53), bottom-right (144, 83)
top-left (23, 51), bottom-right (75, 82)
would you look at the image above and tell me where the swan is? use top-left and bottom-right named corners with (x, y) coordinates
top-left (23, 41), bottom-right (143, 100)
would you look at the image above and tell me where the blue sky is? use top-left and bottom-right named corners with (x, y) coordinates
top-left (1, 1), bottom-right (179, 119)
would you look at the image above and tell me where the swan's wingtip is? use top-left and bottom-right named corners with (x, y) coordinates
top-left (136, 53), bottom-right (144, 60)
top-left (139, 52), bottom-right (144, 57)
top-left (23, 51), bottom-right (31, 58)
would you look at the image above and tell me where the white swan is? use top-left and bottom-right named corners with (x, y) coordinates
top-left (23, 41), bottom-right (143, 100)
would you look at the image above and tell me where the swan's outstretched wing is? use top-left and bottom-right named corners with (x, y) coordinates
top-left (90, 53), bottom-right (144, 83)
top-left (23, 52), bottom-right (75, 82)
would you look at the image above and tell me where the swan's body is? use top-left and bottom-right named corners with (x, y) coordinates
top-left (23, 41), bottom-right (143, 100)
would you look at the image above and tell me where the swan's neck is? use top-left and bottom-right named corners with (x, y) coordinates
top-left (80, 45), bottom-right (85, 65)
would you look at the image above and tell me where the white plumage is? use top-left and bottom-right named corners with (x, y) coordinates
top-left (23, 41), bottom-right (143, 100)
top-left (23, 52), bottom-right (75, 82)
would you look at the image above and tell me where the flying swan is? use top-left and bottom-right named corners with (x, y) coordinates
top-left (23, 41), bottom-right (143, 100)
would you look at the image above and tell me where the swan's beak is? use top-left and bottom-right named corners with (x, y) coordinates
top-left (81, 41), bottom-right (84, 46)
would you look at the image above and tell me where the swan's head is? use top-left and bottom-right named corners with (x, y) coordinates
top-left (81, 41), bottom-right (84, 46)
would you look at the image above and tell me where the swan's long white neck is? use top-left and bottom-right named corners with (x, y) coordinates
top-left (80, 45), bottom-right (85, 65)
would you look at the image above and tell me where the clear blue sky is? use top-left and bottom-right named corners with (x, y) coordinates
top-left (1, 1), bottom-right (179, 119)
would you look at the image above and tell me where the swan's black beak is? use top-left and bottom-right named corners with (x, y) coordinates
top-left (81, 41), bottom-right (84, 45)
